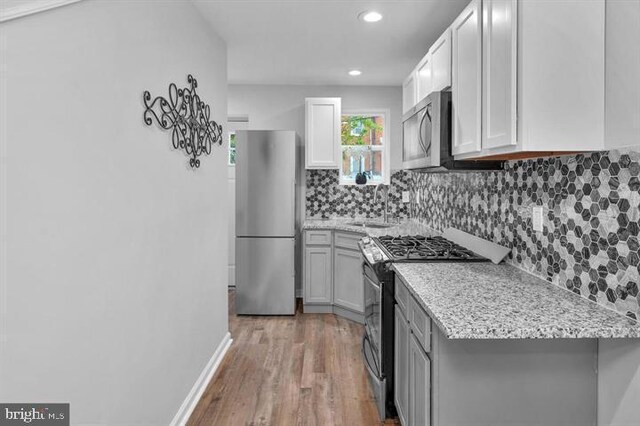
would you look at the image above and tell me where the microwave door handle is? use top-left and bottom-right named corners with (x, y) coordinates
top-left (418, 108), bottom-right (430, 155)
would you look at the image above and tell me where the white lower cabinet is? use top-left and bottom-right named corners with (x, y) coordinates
top-left (303, 230), bottom-right (365, 322)
top-left (333, 247), bottom-right (364, 313)
top-left (394, 306), bottom-right (410, 426)
top-left (394, 276), bottom-right (598, 426)
top-left (303, 245), bottom-right (332, 304)
top-left (409, 334), bottom-right (431, 426)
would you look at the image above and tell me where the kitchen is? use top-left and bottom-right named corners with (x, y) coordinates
top-left (2, 0), bottom-right (640, 425)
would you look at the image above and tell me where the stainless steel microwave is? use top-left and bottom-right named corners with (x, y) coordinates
top-left (402, 91), bottom-right (503, 172)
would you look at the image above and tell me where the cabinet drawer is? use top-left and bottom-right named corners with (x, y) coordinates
top-left (305, 230), bottom-right (332, 245)
top-left (334, 231), bottom-right (364, 250)
top-left (409, 296), bottom-right (431, 353)
top-left (395, 277), bottom-right (409, 316)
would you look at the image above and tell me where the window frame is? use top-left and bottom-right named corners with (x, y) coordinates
top-left (339, 109), bottom-right (391, 186)
top-left (228, 130), bottom-right (236, 166)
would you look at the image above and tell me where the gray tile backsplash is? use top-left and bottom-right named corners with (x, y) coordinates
top-left (305, 149), bottom-right (640, 320)
top-left (409, 149), bottom-right (640, 320)
top-left (305, 170), bottom-right (410, 219)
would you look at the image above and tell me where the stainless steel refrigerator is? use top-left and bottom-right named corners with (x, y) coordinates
top-left (235, 130), bottom-right (299, 315)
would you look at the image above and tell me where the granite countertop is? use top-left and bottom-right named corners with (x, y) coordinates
top-left (392, 262), bottom-right (640, 339)
top-left (302, 218), bottom-right (436, 237)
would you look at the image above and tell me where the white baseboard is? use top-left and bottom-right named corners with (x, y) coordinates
top-left (170, 332), bottom-right (232, 426)
top-left (228, 265), bottom-right (236, 287)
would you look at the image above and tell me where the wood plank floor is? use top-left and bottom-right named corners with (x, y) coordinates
top-left (187, 290), bottom-right (398, 426)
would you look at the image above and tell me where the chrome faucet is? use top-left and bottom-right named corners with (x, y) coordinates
top-left (373, 183), bottom-right (390, 223)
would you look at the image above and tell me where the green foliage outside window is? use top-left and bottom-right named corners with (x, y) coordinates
top-left (229, 132), bottom-right (236, 165)
top-left (341, 116), bottom-right (383, 146)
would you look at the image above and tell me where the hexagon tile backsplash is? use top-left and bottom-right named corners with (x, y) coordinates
top-left (305, 170), bottom-right (411, 219)
top-left (409, 149), bottom-right (640, 321)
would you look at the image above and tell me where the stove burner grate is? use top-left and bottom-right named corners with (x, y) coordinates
top-left (375, 235), bottom-right (486, 262)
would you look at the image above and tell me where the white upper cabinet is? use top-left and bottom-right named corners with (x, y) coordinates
top-left (402, 73), bottom-right (417, 114)
top-left (454, 0), bottom-right (605, 160)
top-left (416, 53), bottom-right (433, 105)
top-left (605, 0), bottom-right (639, 149)
top-left (430, 29), bottom-right (452, 92)
top-left (403, 27), bottom-right (452, 114)
top-left (403, 0), bottom-right (606, 162)
top-left (481, 0), bottom-right (517, 150)
top-left (451, 0), bottom-right (482, 156)
top-left (305, 97), bottom-right (341, 169)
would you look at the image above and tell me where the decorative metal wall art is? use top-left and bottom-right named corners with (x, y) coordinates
top-left (143, 75), bottom-right (223, 168)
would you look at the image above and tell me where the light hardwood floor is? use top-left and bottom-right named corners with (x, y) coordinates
top-left (187, 289), bottom-right (398, 426)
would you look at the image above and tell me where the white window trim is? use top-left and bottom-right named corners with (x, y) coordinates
top-left (339, 109), bottom-right (391, 186)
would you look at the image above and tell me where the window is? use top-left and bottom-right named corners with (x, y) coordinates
top-left (228, 131), bottom-right (236, 165)
top-left (340, 111), bottom-right (389, 185)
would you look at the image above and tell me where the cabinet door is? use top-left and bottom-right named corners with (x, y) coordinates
top-left (304, 246), bottom-right (332, 303)
top-left (395, 306), bottom-right (410, 426)
top-left (430, 29), bottom-right (452, 91)
top-left (451, 0), bottom-right (482, 156)
top-left (416, 53), bottom-right (432, 104)
top-left (403, 72), bottom-right (417, 114)
top-left (409, 333), bottom-right (431, 426)
top-left (482, 0), bottom-right (517, 150)
top-left (305, 98), bottom-right (341, 169)
top-left (333, 247), bottom-right (364, 313)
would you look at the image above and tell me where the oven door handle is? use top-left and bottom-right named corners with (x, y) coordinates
top-left (363, 273), bottom-right (381, 292)
top-left (361, 333), bottom-right (381, 379)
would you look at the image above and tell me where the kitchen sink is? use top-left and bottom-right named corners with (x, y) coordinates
top-left (346, 221), bottom-right (394, 229)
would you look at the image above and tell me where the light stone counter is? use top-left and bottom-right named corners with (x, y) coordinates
top-left (393, 262), bottom-right (640, 339)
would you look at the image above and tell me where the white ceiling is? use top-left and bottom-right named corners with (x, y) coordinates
top-left (193, 0), bottom-right (469, 86)
top-left (2, 0), bottom-right (469, 86)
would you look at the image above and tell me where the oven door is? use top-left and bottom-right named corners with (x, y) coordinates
top-left (363, 262), bottom-right (383, 368)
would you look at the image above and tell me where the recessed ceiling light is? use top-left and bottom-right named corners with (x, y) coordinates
top-left (358, 11), bottom-right (383, 23)
top-left (348, 70), bottom-right (362, 76)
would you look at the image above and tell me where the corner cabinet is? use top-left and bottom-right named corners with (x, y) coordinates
top-left (305, 98), bottom-right (341, 169)
top-left (303, 229), bottom-right (364, 323)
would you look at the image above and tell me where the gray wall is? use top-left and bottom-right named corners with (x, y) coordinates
top-left (228, 84), bottom-right (403, 170)
top-left (0, 1), bottom-right (229, 424)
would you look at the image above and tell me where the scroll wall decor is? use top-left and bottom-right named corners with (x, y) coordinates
top-left (143, 74), bottom-right (223, 168)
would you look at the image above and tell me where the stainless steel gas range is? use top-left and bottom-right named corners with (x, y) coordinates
top-left (358, 234), bottom-right (489, 420)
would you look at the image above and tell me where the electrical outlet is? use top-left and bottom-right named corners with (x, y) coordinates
top-left (402, 191), bottom-right (410, 203)
top-left (532, 206), bottom-right (543, 232)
